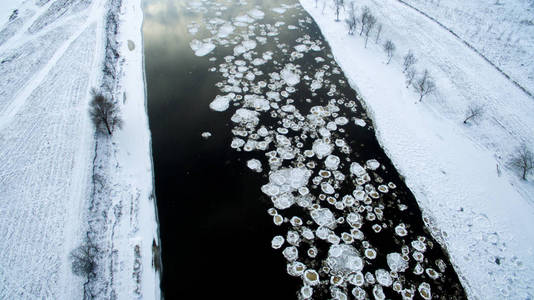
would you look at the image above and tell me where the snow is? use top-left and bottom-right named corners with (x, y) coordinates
top-left (299, 0), bottom-right (534, 298)
top-left (401, 0), bottom-right (534, 96)
top-left (0, 0), bottom-right (159, 298)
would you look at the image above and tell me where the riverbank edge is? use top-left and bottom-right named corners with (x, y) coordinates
top-left (114, 0), bottom-right (162, 297)
top-left (298, 0), bottom-right (534, 299)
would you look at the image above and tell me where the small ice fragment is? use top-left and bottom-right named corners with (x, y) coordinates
top-left (190, 39), bottom-right (216, 56)
top-left (201, 132), bottom-right (212, 139)
top-left (247, 159), bottom-right (262, 172)
top-left (303, 269), bottom-right (320, 286)
top-left (375, 269), bottom-right (392, 287)
top-left (248, 8), bottom-right (264, 19)
top-left (271, 235), bottom-right (284, 249)
top-left (354, 118), bottom-right (366, 127)
top-left (418, 282), bottom-right (432, 300)
top-left (387, 252), bottom-right (409, 272)
top-left (350, 162), bottom-right (367, 177)
top-left (312, 139), bottom-right (333, 159)
top-left (209, 95), bottom-right (231, 111)
top-left (280, 64), bottom-right (300, 86)
top-left (282, 246), bottom-right (298, 262)
top-left (311, 208), bottom-right (335, 228)
top-left (366, 159), bottom-right (380, 170)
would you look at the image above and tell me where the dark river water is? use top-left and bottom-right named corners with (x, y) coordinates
top-left (143, 0), bottom-right (467, 299)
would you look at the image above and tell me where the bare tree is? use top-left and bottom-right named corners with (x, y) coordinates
top-left (414, 69), bottom-right (436, 101)
top-left (463, 104), bottom-right (484, 124)
top-left (363, 14), bottom-right (377, 47)
top-left (384, 40), bottom-right (395, 64)
top-left (345, 3), bottom-right (357, 35)
top-left (359, 6), bottom-right (371, 36)
top-left (510, 144), bottom-right (534, 180)
top-left (71, 238), bottom-right (100, 300)
top-left (334, 0), bottom-right (342, 21)
top-left (402, 50), bottom-right (416, 73)
top-left (405, 68), bottom-right (416, 88)
top-left (89, 89), bottom-right (122, 135)
top-left (70, 240), bottom-right (99, 277)
top-left (375, 23), bottom-right (382, 44)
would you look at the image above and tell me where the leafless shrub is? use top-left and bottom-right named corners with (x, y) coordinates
top-left (402, 50), bottom-right (416, 73)
top-left (414, 69), bottom-right (436, 101)
top-left (345, 2), bottom-right (357, 35)
top-left (375, 23), bottom-right (382, 44)
top-left (510, 144), bottom-right (534, 180)
top-left (89, 89), bottom-right (122, 135)
top-left (384, 40), bottom-right (396, 64)
top-left (363, 13), bottom-right (377, 47)
top-left (463, 103), bottom-right (484, 124)
top-left (405, 68), bottom-right (416, 88)
top-left (359, 6), bottom-right (371, 36)
top-left (70, 239), bottom-right (99, 277)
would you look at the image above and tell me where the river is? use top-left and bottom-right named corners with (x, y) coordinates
top-left (142, 0), bottom-right (466, 298)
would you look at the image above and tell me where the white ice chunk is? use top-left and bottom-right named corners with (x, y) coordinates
top-left (247, 159), bottom-right (262, 172)
top-left (366, 159), bottom-right (380, 170)
top-left (350, 162), bottom-right (367, 177)
top-left (209, 94), bottom-right (231, 111)
top-left (328, 244), bottom-right (364, 274)
top-left (217, 23), bottom-right (235, 38)
top-left (190, 39), bottom-right (216, 56)
top-left (248, 8), bottom-right (265, 19)
top-left (387, 252), bottom-right (409, 272)
top-left (325, 155), bottom-right (340, 170)
top-left (312, 139), bottom-right (333, 159)
top-left (311, 208), bottom-right (336, 228)
top-left (375, 269), bottom-right (392, 287)
top-left (280, 64), bottom-right (300, 86)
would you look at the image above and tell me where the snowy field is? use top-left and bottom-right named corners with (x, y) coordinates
top-left (0, 0), bottom-right (159, 299)
top-left (299, 0), bottom-right (534, 298)
top-left (400, 0), bottom-right (534, 97)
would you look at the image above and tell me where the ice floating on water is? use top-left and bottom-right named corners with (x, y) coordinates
top-left (201, 132), bottom-right (212, 139)
top-left (301, 285), bottom-right (313, 298)
top-left (354, 118), bottom-right (366, 127)
top-left (248, 8), bottom-right (264, 19)
top-left (327, 244), bottom-right (364, 274)
top-left (282, 246), bottom-right (298, 262)
top-left (311, 208), bottom-right (336, 228)
top-left (209, 94), bottom-right (231, 111)
top-left (272, 7), bottom-right (286, 14)
top-left (387, 252), bottom-right (409, 272)
top-left (411, 240), bottom-right (427, 252)
top-left (303, 269), bottom-right (320, 286)
top-left (280, 64), bottom-right (301, 86)
top-left (190, 39), bottom-right (216, 56)
top-left (231, 108), bottom-right (259, 125)
top-left (350, 162), bottom-right (367, 177)
top-left (312, 139), bottom-right (333, 159)
top-left (375, 269), bottom-right (392, 287)
top-left (418, 282), bottom-right (432, 300)
top-left (217, 23), bottom-right (235, 38)
top-left (366, 159), bottom-right (380, 170)
top-left (247, 159), bottom-right (262, 172)
top-left (271, 235), bottom-right (284, 249)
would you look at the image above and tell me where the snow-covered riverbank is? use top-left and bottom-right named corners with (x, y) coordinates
top-left (0, 0), bottom-right (160, 298)
top-left (299, 0), bottom-right (534, 299)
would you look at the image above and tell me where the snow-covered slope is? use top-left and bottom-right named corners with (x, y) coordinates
top-left (299, 0), bottom-right (534, 299)
top-left (0, 0), bottom-right (159, 298)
